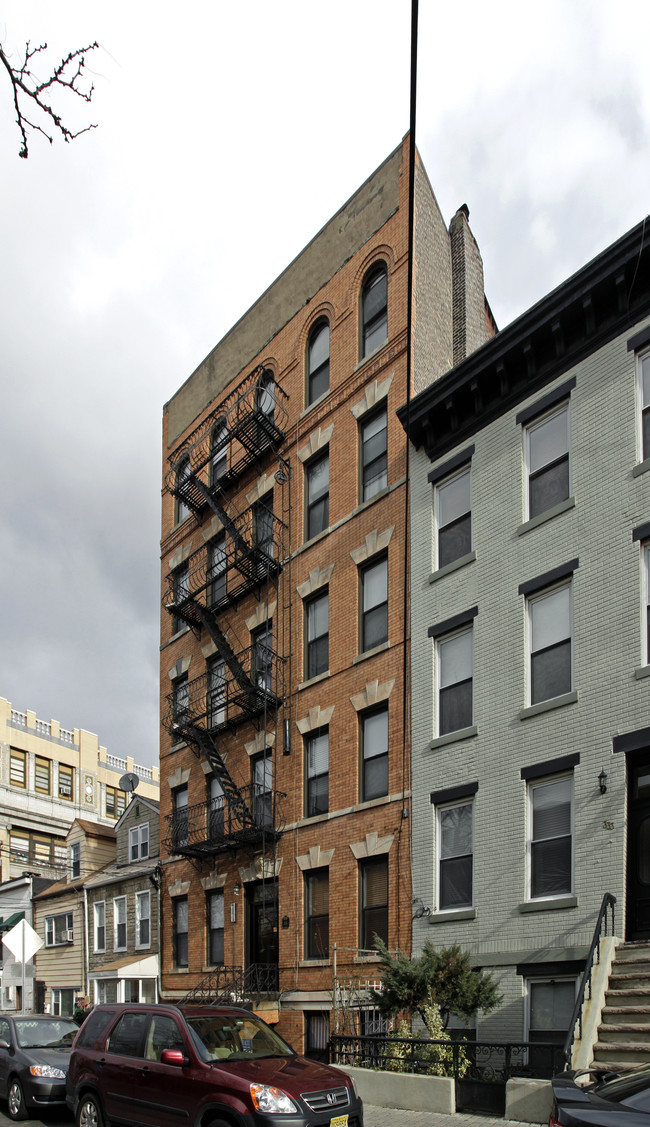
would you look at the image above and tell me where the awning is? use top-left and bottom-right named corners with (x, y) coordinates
top-left (88, 954), bottom-right (158, 980)
top-left (0, 913), bottom-right (25, 931)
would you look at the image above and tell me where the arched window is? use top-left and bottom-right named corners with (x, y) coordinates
top-left (361, 263), bottom-right (388, 358)
top-left (307, 319), bottom-right (330, 405)
top-left (210, 418), bottom-right (228, 486)
top-left (175, 455), bottom-right (191, 524)
top-left (257, 369), bottom-right (275, 419)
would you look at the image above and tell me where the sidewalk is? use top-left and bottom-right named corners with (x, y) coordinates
top-left (364, 1107), bottom-right (539, 1127)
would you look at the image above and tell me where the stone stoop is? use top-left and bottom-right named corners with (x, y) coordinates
top-left (592, 943), bottom-right (650, 1070)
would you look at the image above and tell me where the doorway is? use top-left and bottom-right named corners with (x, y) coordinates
top-left (246, 879), bottom-right (279, 991)
top-left (626, 755), bottom-right (650, 940)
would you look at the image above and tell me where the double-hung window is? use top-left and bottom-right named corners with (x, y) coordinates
top-left (173, 897), bottom-right (189, 967)
top-left (528, 774), bottom-right (573, 899)
top-left (645, 544), bottom-right (650, 664)
top-left (361, 706), bottom-right (388, 801)
top-left (34, 756), bottom-right (51, 794)
top-left (129, 823), bottom-right (149, 862)
top-left (307, 320), bottom-right (330, 404)
top-left (437, 801), bottom-right (473, 910)
top-left (172, 563), bottom-right (189, 633)
top-left (639, 349), bottom-right (650, 460)
top-left (114, 896), bottom-right (127, 950)
top-left (252, 753), bottom-right (273, 827)
top-left (45, 911), bottom-right (73, 946)
top-left (435, 465), bottom-right (471, 568)
top-left (306, 451), bottom-right (329, 540)
top-left (208, 533), bottom-right (227, 607)
top-left (360, 856), bottom-right (388, 949)
top-left (305, 590), bottom-right (329, 679)
top-left (305, 869), bottom-right (329, 959)
top-left (438, 627), bottom-right (473, 735)
top-left (253, 622), bottom-right (273, 694)
top-left (10, 749), bottom-right (26, 788)
top-left (207, 890), bottom-right (224, 965)
top-left (175, 455), bottom-right (191, 524)
top-left (360, 407), bottom-right (388, 501)
top-left (69, 841), bottom-right (81, 880)
top-left (529, 583), bottom-right (572, 704)
top-left (360, 556), bottom-right (388, 652)
top-left (173, 673), bottom-right (189, 727)
top-left (94, 902), bottom-right (106, 952)
top-left (361, 264), bottom-right (388, 357)
top-left (59, 764), bottom-right (74, 800)
top-left (172, 785), bottom-right (189, 850)
top-left (210, 417), bottom-right (228, 486)
top-left (106, 785), bottom-right (126, 819)
top-left (305, 728), bottom-right (329, 817)
top-left (207, 657), bottom-right (226, 728)
top-left (135, 890), bottom-right (151, 948)
top-left (525, 403), bottom-right (570, 519)
top-left (253, 494), bottom-right (274, 560)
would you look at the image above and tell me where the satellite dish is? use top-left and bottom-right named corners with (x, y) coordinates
top-left (118, 772), bottom-right (140, 793)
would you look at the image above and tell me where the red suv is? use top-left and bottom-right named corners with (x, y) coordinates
top-left (66, 1003), bottom-right (363, 1127)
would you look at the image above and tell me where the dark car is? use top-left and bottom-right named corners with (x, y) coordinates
top-left (550, 1065), bottom-right (650, 1127)
top-left (0, 1013), bottom-right (79, 1120)
top-left (66, 1002), bottom-right (362, 1127)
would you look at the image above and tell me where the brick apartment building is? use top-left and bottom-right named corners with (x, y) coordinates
top-left (159, 135), bottom-right (494, 1052)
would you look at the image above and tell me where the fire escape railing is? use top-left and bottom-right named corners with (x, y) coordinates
top-left (162, 647), bottom-right (284, 737)
top-left (164, 366), bottom-right (289, 515)
top-left (563, 892), bottom-right (617, 1068)
top-left (163, 784), bottom-right (285, 857)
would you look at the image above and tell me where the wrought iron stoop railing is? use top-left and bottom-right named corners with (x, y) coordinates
top-left (563, 892), bottom-right (617, 1067)
top-left (180, 962), bottom-right (281, 1006)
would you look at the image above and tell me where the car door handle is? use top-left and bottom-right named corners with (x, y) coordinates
top-left (137, 1065), bottom-right (151, 1075)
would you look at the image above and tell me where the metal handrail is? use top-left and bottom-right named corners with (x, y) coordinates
top-left (562, 891), bottom-right (617, 1067)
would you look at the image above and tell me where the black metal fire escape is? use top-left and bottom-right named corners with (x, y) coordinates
top-left (162, 366), bottom-right (289, 860)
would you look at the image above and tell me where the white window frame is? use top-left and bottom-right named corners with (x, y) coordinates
top-left (94, 901), bottom-right (106, 952)
top-left (527, 773), bottom-right (574, 901)
top-left (129, 823), bottom-right (150, 862)
top-left (524, 402), bottom-right (571, 520)
top-left (434, 465), bottom-right (472, 570)
top-left (69, 841), bottom-right (81, 880)
top-left (436, 625), bottom-right (474, 736)
top-left (638, 349), bottom-right (650, 462)
top-left (135, 890), bottom-right (151, 949)
top-left (436, 799), bottom-right (474, 912)
top-left (526, 581), bottom-right (573, 706)
top-left (50, 987), bottom-right (75, 1017)
top-left (114, 895), bottom-right (127, 951)
top-left (45, 911), bottom-right (74, 947)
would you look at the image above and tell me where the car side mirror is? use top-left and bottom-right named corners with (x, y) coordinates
top-left (160, 1049), bottom-right (186, 1067)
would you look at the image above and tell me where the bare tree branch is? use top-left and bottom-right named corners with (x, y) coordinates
top-left (0, 38), bottom-right (98, 158)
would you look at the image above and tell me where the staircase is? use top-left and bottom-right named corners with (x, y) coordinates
top-left (592, 943), bottom-right (650, 1070)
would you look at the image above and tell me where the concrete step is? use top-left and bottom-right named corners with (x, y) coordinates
top-left (614, 944), bottom-right (650, 964)
top-left (592, 1041), bottom-right (650, 1067)
top-left (606, 989), bottom-right (650, 1005)
top-left (608, 971), bottom-right (650, 990)
top-left (598, 1025), bottom-right (650, 1044)
top-left (602, 1007), bottom-right (650, 1025)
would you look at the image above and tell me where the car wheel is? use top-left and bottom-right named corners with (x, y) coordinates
top-left (77, 1093), bottom-right (103, 1127)
top-left (7, 1078), bottom-right (28, 1121)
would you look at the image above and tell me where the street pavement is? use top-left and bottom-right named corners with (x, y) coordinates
top-left (0, 1104), bottom-right (542, 1127)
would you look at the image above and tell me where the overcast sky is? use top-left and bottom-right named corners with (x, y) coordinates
top-left (0, 1), bottom-right (648, 768)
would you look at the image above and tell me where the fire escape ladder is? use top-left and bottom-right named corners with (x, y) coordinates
top-left (191, 477), bottom-right (252, 561)
top-left (189, 728), bottom-right (255, 827)
top-left (192, 604), bottom-right (253, 695)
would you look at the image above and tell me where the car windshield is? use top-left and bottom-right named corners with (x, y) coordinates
top-left (14, 1018), bottom-right (78, 1049)
top-left (185, 1014), bottom-right (294, 1062)
top-left (593, 1067), bottom-right (650, 1103)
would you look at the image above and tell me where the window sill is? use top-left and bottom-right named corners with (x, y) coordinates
top-left (429, 908), bottom-right (476, 924)
top-left (429, 725), bottom-right (478, 750)
top-left (352, 487), bottom-right (391, 517)
top-left (354, 340), bottom-right (389, 372)
top-left (299, 958), bottom-right (330, 968)
top-left (633, 457), bottom-right (650, 478)
top-left (168, 967), bottom-right (190, 974)
top-left (519, 895), bottom-right (577, 914)
top-left (160, 625), bottom-right (191, 651)
top-left (303, 527), bottom-right (331, 550)
top-left (430, 551), bottom-right (476, 584)
top-left (300, 392), bottom-right (329, 418)
top-left (298, 670), bottom-right (330, 691)
top-left (635, 664), bottom-right (650, 681)
top-left (168, 740), bottom-right (188, 753)
top-left (517, 497), bottom-right (575, 536)
top-left (519, 691), bottom-right (577, 720)
top-left (202, 964), bottom-right (225, 973)
top-left (353, 641), bottom-right (390, 665)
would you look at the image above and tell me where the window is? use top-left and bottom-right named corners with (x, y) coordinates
top-left (253, 494), bottom-right (274, 559)
top-left (173, 673), bottom-right (189, 727)
top-left (51, 988), bottom-right (74, 1017)
top-left (305, 728), bottom-right (329, 817)
top-left (207, 657), bottom-right (226, 728)
top-left (175, 454), bottom-right (191, 523)
top-left (306, 451), bottom-right (329, 540)
top-left (305, 869), bottom-right (329, 959)
top-left (526, 404), bottom-right (570, 519)
top-left (645, 544), bottom-right (650, 664)
top-left (208, 773), bottom-right (225, 839)
top-left (361, 263), bottom-right (388, 357)
top-left (252, 622), bottom-right (273, 694)
top-left (307, 320), bottom-right (330, 404)
top-left (108, 1011), bottom-right (148, 1056)
top-left (45, 911), bottom-right (74, 946)
top-left (114, 896), bottom-right (127, 950)
top-left (173, 897), bottom-right (189, 967)
top-left (69, 841), bottom-right (81, 880)
top-left (207, 890), bottom-right (224, 965)
top-left (210, 417), bottom-right (228, 486)
top-left (135, 890), bottom-right (151, 948)
top-left (172, 563), bottom-right (189, 633)
top-left (11, 829), bottom-right (65, 869)
top-left (361, 706), bottom-right (388, 801)
top-left (207, 533), bottom-right (227, 607)
top-left (58, 764), bottom-right (74, 801)
top-left (360, 407), bottom-right (388, 501)
top-left (256, 369), bottom-right (275, 421)
top-left (129, 823), bottom-right (150, 862)
top-left (360, 556), bottom-right (388, 652)
top-left (172, 785), bottom-right (189, 850)
top-left (34, 756), bottom-right (51, 794)
top-left (360, 857), bottom-right (388, 949)
top-left (436, 466), bottom-right (471, 568)
top-left (528, 583), bottom-right (572, 704)
top-left (305, 590), bottom-right (329, 679)
top-left (106, 785), bottom-right (126, 819)
top-left (527, 977), bottom-right (576, 1043)
top-left (438, 802), bottom-right (473, 910)
top-left (252, 753), bottom-right (273, 827)
top-left (305, 1012), bottom-right (330, 1062)
top-left (94, 902), bottom-right (106, 952)
top-left (9, 749), bottom-right (26, 788)
top-left (529, 775), bottom-right (573, 899)
top-left (438, 626), bottom-right (473, 735)
top-left (639, 351), bottom-right (650, 460)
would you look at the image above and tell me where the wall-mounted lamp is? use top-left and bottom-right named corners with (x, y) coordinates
top-left (412, 896), bottom-right (431, 920)
top-left (598, 768), bottom-right (608, 795)
top-left (233, 882), bottom-right (241, 896)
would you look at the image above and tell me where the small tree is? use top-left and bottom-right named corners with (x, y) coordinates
top-left (371, 939), bottom-right (502, 1030)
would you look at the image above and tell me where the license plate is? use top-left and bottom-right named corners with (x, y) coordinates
top-left (330, 1117), bottom-right (348, 1127)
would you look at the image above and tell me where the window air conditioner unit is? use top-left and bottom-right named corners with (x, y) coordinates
top-left (65, 929), bottom-right (74, 943)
